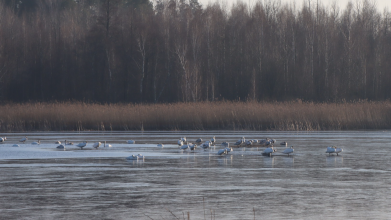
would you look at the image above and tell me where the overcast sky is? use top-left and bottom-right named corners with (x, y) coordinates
top-left (198, 0), bottom-right (391, 12)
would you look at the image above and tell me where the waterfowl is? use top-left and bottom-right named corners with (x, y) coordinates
top-left (56, 144), bottom-right (65, 149)
top-left (127, 140), bottom-right (135, 144)
top-left (126, 154), bottom-right (144, 160)
top-left (211, 136), bottom-right (216, 145)
top-left (326, 146), bottom-right (343, 156)
top-left (217, 147), bottom-right (233, 155)
top-left (200, 141), bottom-right (211, 150)
top-left (20, 136), bottom-right (28, 143)
top-left (181, 144), bottom-right (190, 150)
top-left (76, 141), bottom-right (88, 150)
top-left (0, 137), bottom-right (6, 143)
top-left (92, 142), bottom-right (101, 149)
top-left (326, 146), bottom-right (335, 155)
top-left (104, 141), bottom-right (112, 147)
top-left (234, 137), bottom-right (245, 146)
top-left (157, 143), bottom-right (164, 148)
top-left (217, 148), bottom-right (227, 155)
top-left (245, 140), bottom-right (253, 146)
top-left (282, 146), bottom-right (294, 156)
top-left (251, 139), bottom-right (259, 144)
top-left (260, 138), bottom-right (274, 146)
top-left (195, 138), bottom-right (203, 144)
top-left (31, 140), bottom-right (40, 145)
top-left (262, 147), bottom-right (276, 156)
top-left (335, 147), bottom-right (343, 155)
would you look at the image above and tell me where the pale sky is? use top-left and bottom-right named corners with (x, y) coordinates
top-left (198, 0), bottom-right (391, 12)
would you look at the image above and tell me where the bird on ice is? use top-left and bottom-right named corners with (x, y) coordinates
top-left (76, 141), bottom-right (88, 150)
top-left (282, 146), bottom-right (294, 156)
top-left (0, 137), bottom-right (6, 143)
top-left (20, 136), bottom-right (28, 144)
top-left (93, 142), bottom-right (101, 149)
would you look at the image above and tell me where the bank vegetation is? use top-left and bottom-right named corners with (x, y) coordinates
top-left (0, 101), bottom-right (390, 131)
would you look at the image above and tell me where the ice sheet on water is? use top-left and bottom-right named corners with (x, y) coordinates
top-left (1, 131), bottom-right (391, 219)
top-left (0, 142), bottom-right (203, 160)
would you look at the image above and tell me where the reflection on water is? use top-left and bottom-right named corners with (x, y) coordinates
top-left (216, 154), bottom-right (234, 166)
top-left (0, 131), bottom-right (391, 219)
top-left (326, 155), bottom-right (344, 167)
top-left (263, 156), bottom-right (275, 168)
top-left (282, 156), bottom-right (294, 167)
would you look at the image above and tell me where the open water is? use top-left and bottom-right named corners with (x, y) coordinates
top-left (0, 131), bottom-right (390, 219)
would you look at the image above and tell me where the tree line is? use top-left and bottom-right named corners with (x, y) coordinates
top-left (0, 0), bottom-right (390, 103)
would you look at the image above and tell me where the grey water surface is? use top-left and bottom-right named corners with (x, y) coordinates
top-left (0, 131), bottom-right (390, 219)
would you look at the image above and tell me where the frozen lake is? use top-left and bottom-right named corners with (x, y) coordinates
top-left (0, 131), bottom-right (391, 219)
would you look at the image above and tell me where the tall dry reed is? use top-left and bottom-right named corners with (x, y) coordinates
top-left (0, 101), bottom-right (390, 131)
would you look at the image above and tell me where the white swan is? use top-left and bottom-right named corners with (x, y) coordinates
top-left (245, 140), bottom-right (253, 146)
top-left (178, 139), bottom-right (183, 146)
top-left (251, 139), bottom-right (259, 144)
top-left (260, 138), bottom-right (274, 146)
top-left (335, 147), bottom-right (343, 155)
top-left (200, 141), bottom-right (211, 150)
top-left (76, 141), bottom-right (88, 150)
top-left (157, 143), bottom-right (164, 148)
top-left (326, 146), bottom-right (335, 155)
top-left (265, 141), bottom-right (272, 146)
top-left (326, 146), bottom-right (343, 156)
top-left (20, 136), bottom-right (28, 143)
top-left (195, 138), bottom-right (203, 143)
top-left (104, 141), bottom-right (112, 147)
top-left (217, 147), bottom-right (233, 155)
top-left (234, 137), bottom-right (245, 146)
top-left (65, 140), bottom-right (73, 145)
top-left (221, 142), bottom-right (229, 147)
top-left (217, 148), bottom-right (227, 155)
top-left (0, 137), bottom-right (6, 143)
top-left (262, 147), bottom-right (276, 156)
top-left (92, 142), bottom-right (101, 149)
top-left (189, 144), bottom-right (197, 151)
top-left (211, 136), bottom-right (216, 145)
top-left (127, 154), bottom-right (144, 160)
top-left (127, 140), bottom-right (135, 144)
top-left (282, 146), bottom-right (294, 156)
top-left (181, 144), bottom-right (190, 150)
top-left (55, 141), bottom-right (61, 144)
top-left (31, 140), bottom-right (40, 145)
top-left (56, 144), bottom-right (65, 149)
top-left (280, 141), bottom-right (288, 146)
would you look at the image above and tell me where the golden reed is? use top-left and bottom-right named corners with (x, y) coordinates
top-left (0, 101), bottom-right (389, 131)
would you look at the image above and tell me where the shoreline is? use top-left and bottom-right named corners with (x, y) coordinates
top-left (0, 101), bottom-right (390, 132)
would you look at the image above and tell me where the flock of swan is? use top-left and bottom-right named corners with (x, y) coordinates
top-left (0, 136), bottom-right (113, 150)
top-left (0, 135), bottom-right (344, 160)
top-left (174, 136), bottom-right (298, 157)
top-left (128, 136), bottom-right (343, 160)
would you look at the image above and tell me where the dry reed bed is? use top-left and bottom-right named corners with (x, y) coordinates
top-left (0, 101), bottom-right (390, 131)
